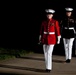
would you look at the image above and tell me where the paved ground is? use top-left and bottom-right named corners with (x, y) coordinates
top-left (0, 53), bottom-right (76, 75)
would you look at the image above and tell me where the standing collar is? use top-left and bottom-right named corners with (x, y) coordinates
top-left (47, 18), bottom-right (53, 21)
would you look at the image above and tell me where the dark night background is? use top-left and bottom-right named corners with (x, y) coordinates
top-left (0, 0), bottom-right (76, 55)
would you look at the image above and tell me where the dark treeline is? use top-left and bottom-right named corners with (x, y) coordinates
top-left (0, 0), bottom-right (76, 55)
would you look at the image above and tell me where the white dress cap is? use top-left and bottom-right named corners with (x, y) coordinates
top-left (65, 7), bottom-right (73, 11)
top-left (45, 9), bottom-right (55, 14)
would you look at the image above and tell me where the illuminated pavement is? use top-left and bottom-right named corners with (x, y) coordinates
top-left (0, 53), bottom-right (76, 75)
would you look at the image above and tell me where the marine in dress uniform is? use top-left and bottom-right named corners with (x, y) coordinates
top-left (39, 9), bottom-right (61, 72)
top-left (60, 7), bottom-right (76, 63)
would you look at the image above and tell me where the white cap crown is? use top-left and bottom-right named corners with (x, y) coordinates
top-left (45, 9), bottom-right (55, 14)
top-left (65, 7), bottom-right (73, 11)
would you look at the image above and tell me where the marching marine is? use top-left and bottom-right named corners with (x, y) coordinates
top-left (39, 9), bottom-right (61, 72)
top-left (60, 7), bottom-right (76, 63)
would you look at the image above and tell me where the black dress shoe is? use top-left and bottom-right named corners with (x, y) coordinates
top-left (46, 69), bottom-right (51, 72)
top-left (66, 59), bottom-right (71, 63)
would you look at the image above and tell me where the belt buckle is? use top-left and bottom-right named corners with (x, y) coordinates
top-left (47, 32), bottom-right (49, 34)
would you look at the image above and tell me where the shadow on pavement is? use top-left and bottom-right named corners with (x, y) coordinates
top-left (17, 56), bottom-right (65, 63)
top-left (53, 59), bottom-right (65, 63)
top-left (17, 56), bottom-right (44, 61)
top-left (0, 64), bottom-right (46, 73)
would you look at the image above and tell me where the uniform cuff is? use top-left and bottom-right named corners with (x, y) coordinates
top-left (57, 35), bottom-right (61, 39)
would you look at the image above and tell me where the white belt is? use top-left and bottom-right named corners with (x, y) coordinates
top-left (64, 27), bottom-right (74, 30)
top-left (44, 32), bottom-right (55, 34)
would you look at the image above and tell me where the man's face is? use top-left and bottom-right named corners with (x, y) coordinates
top-left (66, 12), bottom-right (72, 17)
top-left (46, 14), bottom-right (53, 19)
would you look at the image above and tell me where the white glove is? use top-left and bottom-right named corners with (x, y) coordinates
top-left (38, 35), bottom-right (42, 44)
top-left (57, 36), bottom-right (61, 44)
